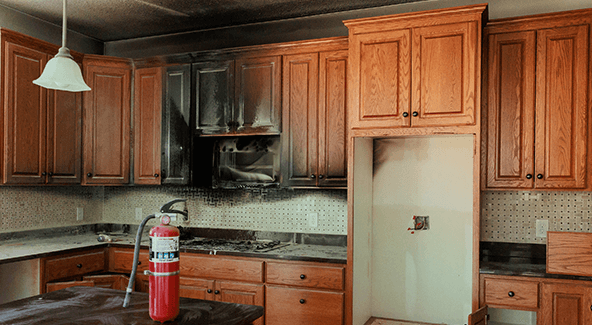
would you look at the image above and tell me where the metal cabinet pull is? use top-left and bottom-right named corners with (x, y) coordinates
top-left (508, 291), bottom-right (515, 297)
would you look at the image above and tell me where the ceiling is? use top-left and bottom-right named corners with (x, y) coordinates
top-left (0, 0), bottom-right (426, 42)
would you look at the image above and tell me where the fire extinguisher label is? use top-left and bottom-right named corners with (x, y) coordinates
top-left (150, 237), bottom-right (179, 262)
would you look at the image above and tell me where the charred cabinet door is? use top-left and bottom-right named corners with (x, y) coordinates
top-left (134, 67), bottom-right (162, 185)
top-left (162, 64), bottom-right (191, 185)
top-left (235, 56), bottom-right (281, 135)
top-left (281, 52), bottom-right (319, 187)
top-left (193, 60), bottom-right (234, 135)
top-left (3, 42), bottom-right (48, 184)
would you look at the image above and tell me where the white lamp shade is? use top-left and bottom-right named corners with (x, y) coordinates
top-left (33, 51), bottom-right (90, 92)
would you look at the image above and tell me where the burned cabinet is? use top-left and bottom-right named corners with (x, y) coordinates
top-left (193, 56), bottom-right (281, 136)
top-left (161, 65), bottom-right (192, 185)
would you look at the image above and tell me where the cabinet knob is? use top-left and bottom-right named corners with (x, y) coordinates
top-left (310, 174), bottom-right (316, 179)
top-left (300, 274), bottom-right (306, 280)
top-left (299, 299), bottom-right (306, 304)
top-left (76, 264), bottom-right (82, 269)
top-left (48, 172), bottom-right (54, 177)
top-left (508, 291), bottom-right (515, 297)
top-left (154, 173), bottom-right (159, 178)
top-left (402, 112), bottom-right (409, 118)
top-left (537, 174), bottom-right (543, 179)
top-left (137, 261), bottom-right (142, 265)
top-left (207, 289), bottom-right (212, 293)
top-left (318, 175), bottom-right (324, 179)
top-left (526, 174), bottom-right (532, 179)
top-left (87, 173), bottom-right (92, 178)
top-left (412, 111), bottom-right (419, 117)
top-left (42, 172), bottom-right (47, 176)
top-left (214, 290), bottom-right (220, 294)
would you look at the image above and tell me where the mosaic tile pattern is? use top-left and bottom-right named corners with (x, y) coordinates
top-left (0, 186), bottom-right (103, 233)
top-left (481, 191), bottom-right (592, 243)
top-left (103, 187), bottom-right (348, 235)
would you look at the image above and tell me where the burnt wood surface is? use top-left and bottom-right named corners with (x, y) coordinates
top-left (0, 286), bottom-right (263, 325)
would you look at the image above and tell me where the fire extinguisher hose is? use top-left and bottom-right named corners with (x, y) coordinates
top-left (122, 213), bottom-right (155, 308)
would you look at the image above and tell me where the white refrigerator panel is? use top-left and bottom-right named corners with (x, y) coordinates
top-left (371, 135), bottom-right (473, 324)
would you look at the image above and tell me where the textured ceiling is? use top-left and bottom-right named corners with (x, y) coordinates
top-left (0, 0), bottom-right (425, 42)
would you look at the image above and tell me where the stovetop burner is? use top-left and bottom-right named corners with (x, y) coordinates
top-left (179, 238), bottom-right (288, 252)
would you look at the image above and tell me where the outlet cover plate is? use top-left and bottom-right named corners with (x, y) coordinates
top-left (135, 208), bottom-right (143, 221)
top-left (76, 207), bottom-right (83, 221)
top-left (536, 219), bottom-right (549, 238)
top-left (308, 213), bottom-right (318, 228)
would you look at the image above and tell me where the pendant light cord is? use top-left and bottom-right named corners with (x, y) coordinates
top-left (62, 0), bottom-right (67, 48)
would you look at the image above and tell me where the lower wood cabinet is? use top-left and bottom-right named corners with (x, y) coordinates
top-left (266, 285), bottom-right (344, 325)
top-left (479, 274), bottom-right (592, 325)
top-left (40, 248), bottom-right (107, 293)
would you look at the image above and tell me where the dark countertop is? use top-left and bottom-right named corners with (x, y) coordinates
top-left (0, 225), bottom-right (347, 265)
top-left (0, 286), bottom-right (263, 325)
top-left (479, 241), bottom-right (592, 281)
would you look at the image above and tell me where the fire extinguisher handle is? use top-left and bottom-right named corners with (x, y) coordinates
top-left (159, 198), bottom-right (188, 217)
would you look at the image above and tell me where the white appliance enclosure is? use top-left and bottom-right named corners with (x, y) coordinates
top-left (353, 135), bottom-right (474, 325)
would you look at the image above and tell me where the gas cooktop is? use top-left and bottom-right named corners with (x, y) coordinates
top-left (179, 238), bottom-right (290, 253)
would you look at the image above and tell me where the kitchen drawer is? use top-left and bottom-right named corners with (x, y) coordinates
top-left (266, 262), bottom-right (344, 290)
top-left (483, 277), bottom-right (539, 310)
top-left (109, 247), bottom-right (149, 273)
top-left (44, 249), bottom-right (106, 283)
top-left (266, 285), bottom-right (344, 325)
top-left (180, 254), bottom-right (264, 283)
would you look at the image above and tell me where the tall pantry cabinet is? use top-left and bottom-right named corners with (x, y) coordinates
top-left (0, 29), bottom-right (83, 185)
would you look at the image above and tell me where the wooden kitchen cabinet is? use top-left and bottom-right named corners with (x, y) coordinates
top-left (344, 4), bottom-right (486, 131)
top-left (281, 47), bottom-right (348, 188)
top-left (40, 248), bottom-right (107, 293)
top-left (133, 67), bottom-right (162, 185)
top-left (484, 12), bottom-right (590, 190)
top-left (1, 29), bottom-right (83, 185)
top-left (480, 275), bottom-right (539, 311)
top-left (540, 282), bottom-right (592, 325)
top-left (161, 64), bottom-right (192, 185)
top-left (82, 55), bottom-right (132, 185)
top-left (193, 55), bottom-right (281, 136)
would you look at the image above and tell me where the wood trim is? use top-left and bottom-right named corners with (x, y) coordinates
top-left (486, 8), bottom-right (592, 34)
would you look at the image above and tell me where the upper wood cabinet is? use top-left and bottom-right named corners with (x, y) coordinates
top-left (484, 12), bottom-right (590, 190)
top-left (82, 55), bottom-right (132, 185)
top-left (281, 46), bottom-right (348, 188)
top-left (344, 4), bottom-right (486, 132)
top-left (194, 55), bottom-right (281, 136)
top-left (1, 29), bottom-right (82, 185)
top-left (161, 64), bottom-right (192, 185)
top-left (134, 67), bottom-right (162, 185)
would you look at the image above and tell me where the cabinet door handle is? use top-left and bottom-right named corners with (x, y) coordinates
top-left (412, 111), bottom-right (419, 117)
top-left (402, 112), bottom-right (409, 118)
top-left (526, 174), bottom-right (532, 179)
top-left (318, 175), bottom-right (324, 179)
top-left (76, 264), bottom-right (82, 269)
top-left (207, 289), bottom-right (212, 293)
top-left (300, 274), bottom-right (306, 280)
top-left (537, 174), bottom-right (543, 179)
top-left (154, 173), bottom-right (159, 178)
top-left (87, 173), bottom-right (92, 178)
top-left (508, 291), bottom-right (515, 297)
top-left (299, 299), bottom-right (305, 304)
top-left (310, 174), bottom-right (316, 179)
top-left (42, 172), bottom-right (47, 176)
top-left (214, 290), bottom-right (220, 294)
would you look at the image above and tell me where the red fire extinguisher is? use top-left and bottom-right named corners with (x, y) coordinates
top-left (123, 199), bottom-right (187, 323)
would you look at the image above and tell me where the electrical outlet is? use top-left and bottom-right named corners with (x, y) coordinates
top-left (308, 213), bottom-right (318, 228)
top-left (76, 207), bottom-right (83, 221)
top-left (536, 219), bottom-right (549, 238)
top-left (135, 208), bottom-right (143, 221)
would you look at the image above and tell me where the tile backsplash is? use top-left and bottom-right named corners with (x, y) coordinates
top-left (1, 186), bottom-right (347, 235)
top-left (481, 191), bottom-right (592, 243)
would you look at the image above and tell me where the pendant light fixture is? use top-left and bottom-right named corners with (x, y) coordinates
top-left (33, 0), bottom-right (90, 92)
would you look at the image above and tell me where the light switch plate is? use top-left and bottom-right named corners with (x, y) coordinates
top-left (76, 207), bottom-right (83, 221)
top-left (135, 208), bottom-right (143, 221)
top-left (536, 219), bottom-right (548, 238)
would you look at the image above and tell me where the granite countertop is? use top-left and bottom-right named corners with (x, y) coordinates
top-left (0, 226), bottom-right (347, 265)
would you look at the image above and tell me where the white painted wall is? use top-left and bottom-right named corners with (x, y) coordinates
top-left (353, 135), bottom-right (474, 324)
top-left (0, 259), bottom-right (40, 304)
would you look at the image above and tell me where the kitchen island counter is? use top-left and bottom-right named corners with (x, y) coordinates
top-left (0, 286), bottom-right (263, 325)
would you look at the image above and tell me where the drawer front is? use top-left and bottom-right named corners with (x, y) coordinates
top-left (266, 262), bottom-right (344, 290)
top-left (484, 278), bottom-right (539, 309)
top-left (180, 254), bottom-right (264, 283)
top-left (266, 286), bottom-right (343, 325)
top-left (45, 250), bottom-right (106, 282)
top-left (109, 248), bottom-right (149, 273)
